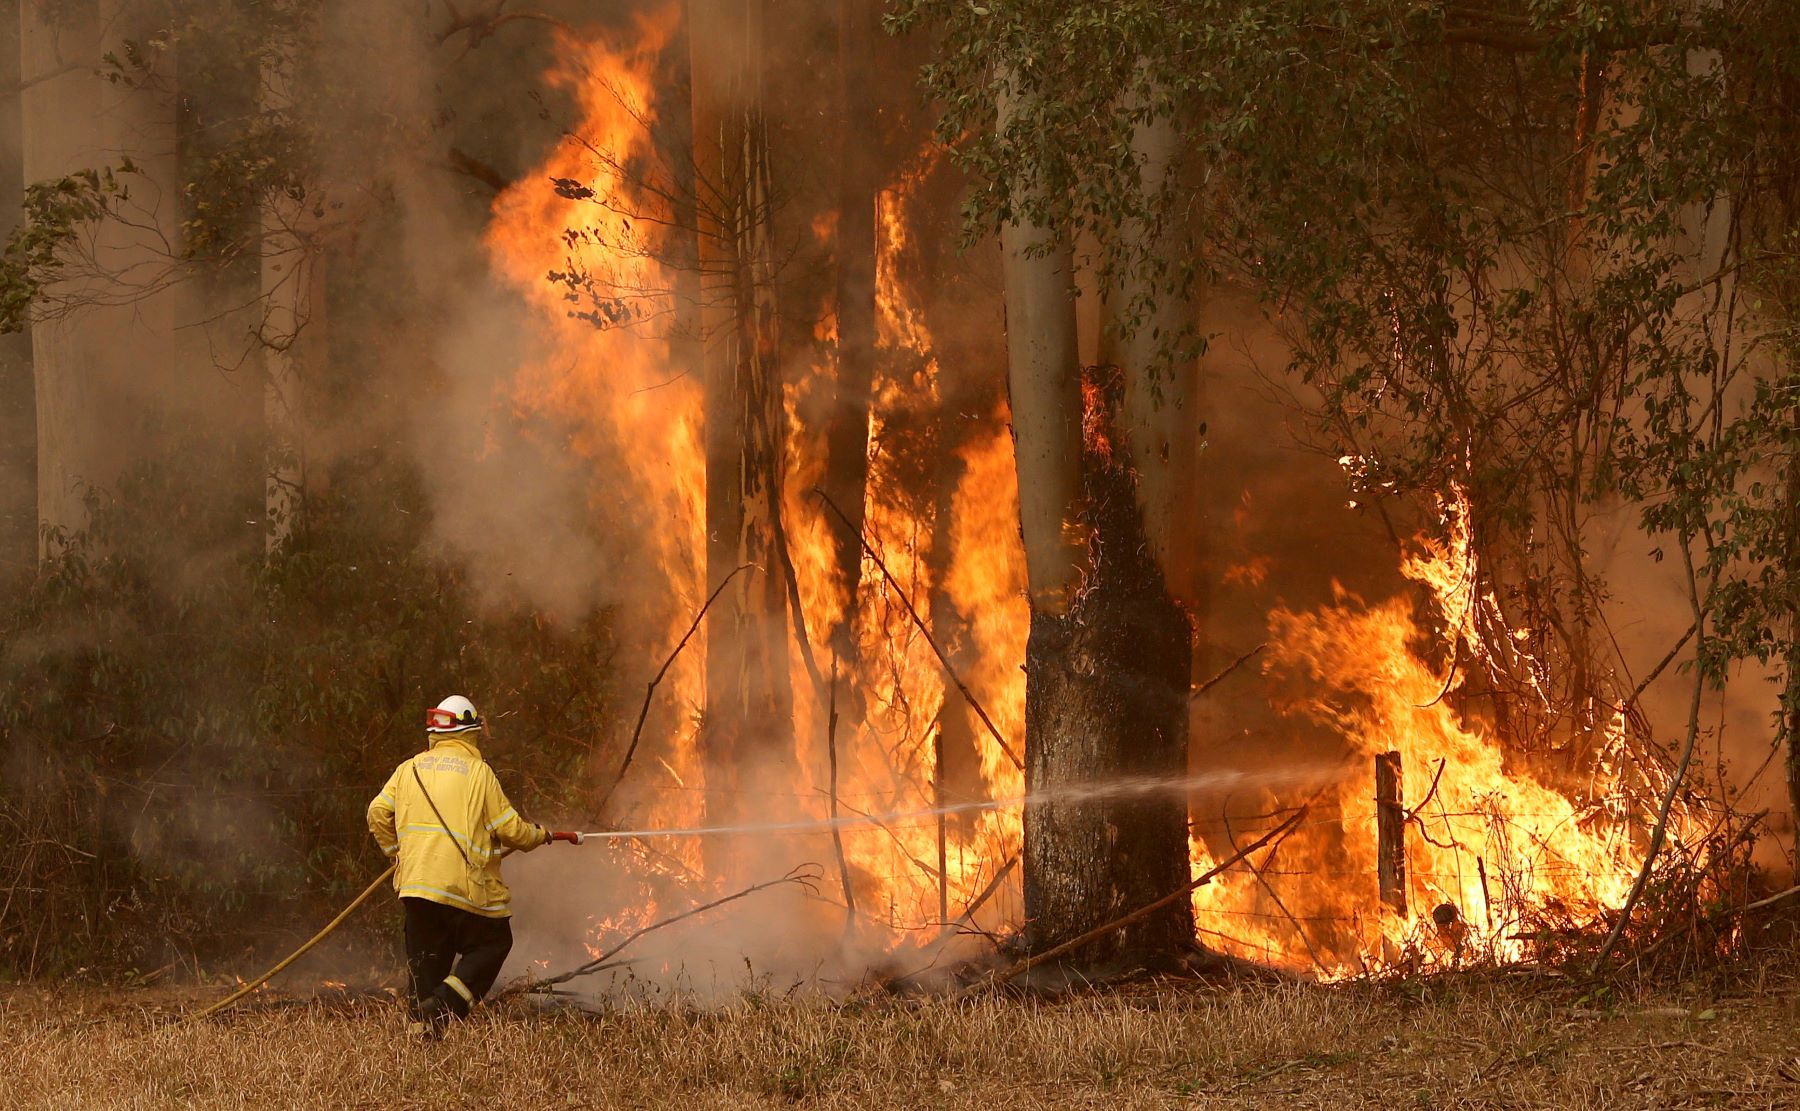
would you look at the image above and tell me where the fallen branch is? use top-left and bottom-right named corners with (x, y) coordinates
top-left (596, 564), bottom-right (752, 814)
top-left (1224, 808), bottom-right (1327, 977)
top-left (511, 866), bottom-right (820, 994)
top-left (1190, 644), bottom-right (1266, 700)
top-left (1592, 541), bottom-right (1710, 973)
top-left (966, 806), bottom-right (1309, 994)
top-left (811, 489), bottom-right (1023, 770)
top-left (950, 853), bottom-right (1019, 931)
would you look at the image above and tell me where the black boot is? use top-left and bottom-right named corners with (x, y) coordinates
top-left (409, 993), bottom-right (451, 1040)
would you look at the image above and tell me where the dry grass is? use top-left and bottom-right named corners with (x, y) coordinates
top-left (6, 973), bottom-right (1800, 1109)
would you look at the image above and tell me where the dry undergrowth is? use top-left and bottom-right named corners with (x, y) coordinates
top-left (5, 973), bottom-right (1800, 1110)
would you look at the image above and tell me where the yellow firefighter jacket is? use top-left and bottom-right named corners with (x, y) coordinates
top-left (366, 733), bottom-right (549, 917)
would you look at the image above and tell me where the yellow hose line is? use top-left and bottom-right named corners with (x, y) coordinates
top-left (186, 863), bottom-right (396, 1023)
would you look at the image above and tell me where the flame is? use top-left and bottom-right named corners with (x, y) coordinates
top-left (1190, 489), bottom-right (1698, 975)
top-left (777, 153), bottom-right (1026, 932)
top-left (488, 14), bottom-right (1024, 952)
top-left (485, 17), bottom-right (1706, 979)
top-left (485, 11), bottom-right (706, 877)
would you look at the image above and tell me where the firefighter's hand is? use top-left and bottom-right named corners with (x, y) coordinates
top-left (549, 831), bottom-right (583, 845)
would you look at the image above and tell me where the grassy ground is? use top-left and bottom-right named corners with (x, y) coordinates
top-left (6, 972), bottom-right (1800, 1109)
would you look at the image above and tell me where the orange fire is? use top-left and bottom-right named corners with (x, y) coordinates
top-left (486, 12), bottom-right (707, 878)
top-left (1190, 491), bottom-right (1701, 975)
top-left (486, 16), bottom-right (1706, 980)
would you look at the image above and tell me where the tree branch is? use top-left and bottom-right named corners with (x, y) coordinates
top-left (506, 865), bottom-right (821, 995)
top-left (595, 564), bottom-right (754, 815)
top-left (966, 806), bottom-right (1309, 993)
top-left (812, 488), bottom-right (1024, 770)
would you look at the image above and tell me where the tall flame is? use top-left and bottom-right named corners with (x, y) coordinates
top-left (484, 17), bottom-right (1709, 980)
top-left (486, 13), bottom-right (707, 874)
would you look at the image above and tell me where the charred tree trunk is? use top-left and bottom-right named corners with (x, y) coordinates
top-left (1001, 71), bottom-right (1193, 965)
top-left (690, 0), bottom-right (793, 830)
top-left (1021, 367), bottom-right (1196, 962)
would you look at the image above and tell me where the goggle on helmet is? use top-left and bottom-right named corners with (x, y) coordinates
top-left (425, 704), bottom-right (483, 733)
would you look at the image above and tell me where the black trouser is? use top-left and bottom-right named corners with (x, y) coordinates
top-left (402, 896), bottom-right (513, 1019)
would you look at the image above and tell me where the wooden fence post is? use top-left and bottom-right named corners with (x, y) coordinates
top-left (1375, 751), bottom-right (1407, 916)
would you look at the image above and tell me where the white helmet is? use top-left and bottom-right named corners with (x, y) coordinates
top-left (426, 694), bottom-right (483, 734)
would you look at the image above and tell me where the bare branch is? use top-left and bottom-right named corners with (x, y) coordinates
top-left (595, 564), bottom-right (754, 815)
top-left (812, 488), bottom-right (1024, 771)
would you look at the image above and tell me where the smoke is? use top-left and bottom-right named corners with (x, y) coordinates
top-left (5, 0), bottom-right (1789, 986)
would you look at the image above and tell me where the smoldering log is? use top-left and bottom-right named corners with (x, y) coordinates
top-left (1375, 750), bottom-right (1407, 917)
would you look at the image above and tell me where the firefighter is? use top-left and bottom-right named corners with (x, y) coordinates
top-left (367, 694), bottom-right (578, 1036)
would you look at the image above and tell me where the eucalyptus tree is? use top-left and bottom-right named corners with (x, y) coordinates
top-left (891, 0), bottom-right (1800, 955)
top-left (889, 1), bottom-right (1207, 961)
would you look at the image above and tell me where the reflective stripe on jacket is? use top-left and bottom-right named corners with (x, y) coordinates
top-left (366, 734), bottom-right (548, 918)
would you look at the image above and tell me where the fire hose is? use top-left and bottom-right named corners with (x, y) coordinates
top-left (187, 770), bottom-right (1304, 1020)
top-left (186, 832), bottom-right (586, 1023)
top-left (185, 864), bottom-right (396, 1023)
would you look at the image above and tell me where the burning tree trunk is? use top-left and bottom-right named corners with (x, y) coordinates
top-left (689, 0), bottom-right (794, 827)
top-left (821, 0), bottom-right (878, 665)
top-left (1001, 74), bottom-right (1194, 965)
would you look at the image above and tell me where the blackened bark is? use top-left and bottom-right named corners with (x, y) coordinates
top-left (1022, 366), bottom-right (1195, 963)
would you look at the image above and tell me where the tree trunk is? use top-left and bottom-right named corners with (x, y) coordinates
top-left (1018, 365), bottom-right (1196, 962)
top-left (690, 0), bottom-right (793, 831)
top-left (20, 0), bottom-right (177, 553)
top-left (260, 44), bottom-right (321, 554)
top-left (1784, 449), bottom-right (1800, 827)
top-left (821, 0), bottom-right (877, 663)
top-left (926, 423), bottom-right (984, 817)
top-left (1000, 71), bottom-right (1194, 965)
top-left (0, 0), bottom-right (32, 579)
top-left (1099, 106), bottom-right (1200, 602)
top-left (261, 244), bottom-right (322, 554)
top-left (20, 0), bottom-right (103, 550)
